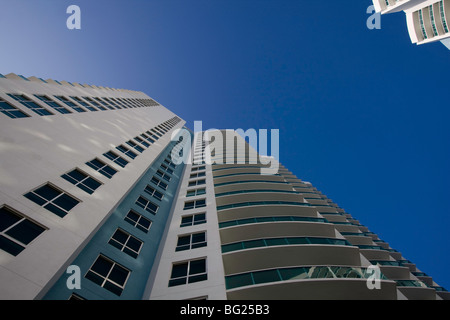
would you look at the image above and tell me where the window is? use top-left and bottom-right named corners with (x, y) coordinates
top-left (191, 166), bottom-right (206, 172)
top-left (160, 163), bottom-right (174, 175)
top-left (103, 97), bottom-right (122, 109)
top-left (134, 136), bottom-right (150, 148)
top-left (164, 158), bottom-right (177, 169)
top-left (146, 130), bottom-right (159, 140)
top-left (24, 183), bottom-right (80, 218)
top-left (141, 133), bottom-right (155, 144)
top-left (108, 229), bottom-right (143, 258)
top-left (85, 255), bottom-right (130, 296)
top-left (190, 172), bottom-right (206, 179)
top-left (103, 151), bottom-right (129, 168)
top-left (186, 188), bottom-right (206, 197)
top-left (94, 97), bottom-right (115, 110)
top-left (69, 96), bottom-right (94, 112)
top-left (34, 95), bottom-right (71, 114)
top-left (151, 176), bottom-right (168, 191)
top-left (176, 232), bottom-right (207, 251)
top-left (124, 210), bottom-right (152, 233)
top-left (61, 169), bottom-right (102, 194)
top-left (83, 97), bottom-right (106, 110)
top-left (0, 206), bottom-right (46, 256)
top-left (86, 158), bottom-right (117, 179)
top-left (7, 94), bottom-right (52, 116)
top-left (126, 140), bottom-right (145, 153)
top-left (0, 97), bottom-right (29, 118)
top-left (136, 196), bottom-right (159, 215)
top-left (169, 259), bottom-right (207, 287)
top-left (116, 145), bottom-right (138, 159)
top-left (156, 169), bottom-right (171, 182)
top-left (188, 179), bottom-right (206, 187)
top-left (184, 199), bottom-right (206, 210)
top-left (180, 213), bottom-right (206, 227)
top-left (144, 185), bottom-right (164, 201)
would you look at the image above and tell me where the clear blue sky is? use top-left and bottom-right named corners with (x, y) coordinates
top-left (1, 0), bottom-right (450, 291)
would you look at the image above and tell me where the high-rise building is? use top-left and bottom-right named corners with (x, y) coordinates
top-left (373, 0), bottom-right (450, 49)
top-left (0, 74), bottom-right (448, 300)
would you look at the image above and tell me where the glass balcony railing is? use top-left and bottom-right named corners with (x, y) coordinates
top-left (395, 280), bottom-right (428, 288)
top-left (219, 216), bottom-right (328, 229)
top-left (222, 237), bottom-right (352, 254)
top-left (225, 265), bottom-right (388, 290)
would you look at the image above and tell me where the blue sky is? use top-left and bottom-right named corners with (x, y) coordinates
top-left (1, 0), bottom-right (450, 291)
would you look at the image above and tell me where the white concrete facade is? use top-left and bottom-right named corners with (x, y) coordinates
top-left (0, 74), bottom-right (184, 299)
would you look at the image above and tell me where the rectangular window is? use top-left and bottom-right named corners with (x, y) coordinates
top-left (103, 151), bottom-right (129, 168)
top-left (134, 136), bottom-right (150, 148)
top-left (156, 169), bottom-right (171, 182)
top-left (176, 232), bottom-right (207, 251)
top-left (169, 259), bottom-right (207, 287)
top-left (116, 145), bottom-right (138, 159)
top-left (151, 176), bottom-right (168, 191)
top-left (61, 169), bottom-right (102, 194)
top-left (83, 97), bottom-right (106, 110)
top-left (186, 188), bottom-right (206, 197)
top-left (86, 158), bottom-right (117, 179)
top-left (0, 97), bottom-right (29, 118)
top-left (124, 210), bottom-right (152, 233)
top-left (160, 163), bottom-right (174, 175)
top-left (69, 96), bottom-right (94, 112)
top-left (183, 199), bottom-right (206, 210)
top-left (141, 133), bottom-right (155, 144)
top-left (135, 196), bottom-right (159, 215)
top-left (7, 94), bottom-right (52, 116)
top-left (103, 97), bottom-right (122, 109)
top-left (191, 166), bottom-right (206, 172)
top-left (190, 172), bottom-right (206, 179)
top-left (126, 140), bottom-right (145, 153)
top-left (188, 179), bottom-right (206, 187)
top-left (180, 213), bottom-right (206, 227)
top-left (0, 206), bottom-right (46, 256)
top-left (108, 229), bottom-right (143, 258)
top-left (24, 183), bottom-right (80, 218)
top-left (144, 185), bottom-right (164, 201)
top-left (34, 95), bottom-right (71, 114)
top-left (85, 255), bottom-right (130, 296)
top-left (94, 97), bottom-right (115, 110)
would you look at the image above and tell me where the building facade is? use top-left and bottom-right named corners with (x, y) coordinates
top-left (0, 74), bottom-right (448, 300)
top-left (373, 0), bottom-right (450, 48)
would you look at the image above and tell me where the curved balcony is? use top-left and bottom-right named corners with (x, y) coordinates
top-left (213, 167), bottom-right (264, 176)
top-left (214, 181), bottom-right (295, 195)
top-left (222, 245), bottom-right (361, 275)
top-left (396, 280), bottom-right (437, 300)
top-left (225, 265), bottom-right (397, 300)
top-left (213, 172), bottom-right (286, 185)
top-left (219, 218), bottom-right (335, 244)
top-left (215, 192), bottom-right (305, 207)
top-left (216, 202), bottom-right (318, 222)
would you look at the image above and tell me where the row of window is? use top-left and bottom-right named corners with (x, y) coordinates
top-left (0, 118), bottom-right (180, 259)
top-left (0, 92), bottom-right (161, 119)
top-left (71, 142), bottom-right (185, 297)
top-left (167, 162), bottom-right (210, 288)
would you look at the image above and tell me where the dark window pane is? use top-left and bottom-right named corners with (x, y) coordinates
top-left (90, 257), bottom-right (113, 276)
top-left (112, 230), bottom-right (128, 244)
top-left (108, 265), bottom-right (129, 286)
top-left (34, 185), bottom-right (60, 201)
top-left (53, 194), bottom-right (79, 211)
top-left (0, 207), bottom-right (21, 231)
top-left (189, 259), bottom-right (206, 275)
top-left (43, 203), bottom-right (68, 218)
top-left (126, 237), bottom-right (142, 252)
top-left (171, 263), bottom-right (188, 278)
top-left (0, 235), bottom-right (25, 256)
top-left (6, 220), bottom-right (45, 245)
